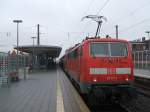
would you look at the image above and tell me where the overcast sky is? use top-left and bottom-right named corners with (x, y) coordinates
top-left (0, 0), bottom-right (150, 55)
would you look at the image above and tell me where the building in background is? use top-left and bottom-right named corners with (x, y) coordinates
top-left (130, 37), bottom-right (150, 69)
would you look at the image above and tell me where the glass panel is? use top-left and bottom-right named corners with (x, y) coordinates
top-left (90, 43), bottom-right (109, 56)
top-left (110, 43), bottom-right (127, 56)
top-left (90, 42), bottom-right (128, 57)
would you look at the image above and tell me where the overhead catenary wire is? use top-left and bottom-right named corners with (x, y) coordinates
top-left (96, 0), bottom-right (110, 15)
top-left (0, 32), bottom-right (11, 37)
top-left (120, 18), bottom-right (150, 34)
top-left (115, 1), bottom-right (150, 24)
top-left (78, 0), bottom-right (150, 40)
top-left (75, 0), bottom-right (96, 38)
top-left (106, 1), bottom-right (150, 34)
top-left (82, 0), bottom-right (95, 15)
top-left (108, 18), bottom-right (150, 37)
top-left (79, 0), bottom-right (110, 38)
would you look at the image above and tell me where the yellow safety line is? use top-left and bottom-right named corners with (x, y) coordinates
top-left (56, 69), bottom-right (65, 112)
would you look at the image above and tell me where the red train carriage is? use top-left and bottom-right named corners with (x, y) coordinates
top-left (61, 37), bottom-right (136, 100)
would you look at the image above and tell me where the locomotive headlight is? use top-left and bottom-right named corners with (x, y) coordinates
top-left (125, 78), bottom-right (129, 81)
top-left (93, 78), bottom-right (97, 82)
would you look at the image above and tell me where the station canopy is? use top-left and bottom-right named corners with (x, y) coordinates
top-left (14, 45), bottom-right (62, 58)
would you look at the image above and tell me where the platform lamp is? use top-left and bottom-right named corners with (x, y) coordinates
top-left (13, 20), bottom-right (23, 72)
top-left (13, 20), bottom-right (23, 55)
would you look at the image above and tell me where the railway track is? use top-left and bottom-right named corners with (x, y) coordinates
top-left (87, 95), bottom-right (150, 112)
top-left (81, 85), bottom-right (150, 112)
top-left (63, 69), bottom-right (150, 112)
top-left (90, 103), bottom-right (128, 112)
top-left (119, 94), bottom-right (150, 112)
top-left (134, 77), bottom-right (150, 97)
top-left (134, 83), bottom-right (150, 97)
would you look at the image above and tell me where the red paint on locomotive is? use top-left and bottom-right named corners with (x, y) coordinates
top-left (62, 37), bottom-right (134, 94)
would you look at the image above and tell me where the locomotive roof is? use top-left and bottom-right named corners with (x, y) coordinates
top-left (65, 37), bottom-right (129, 54)
top-left (83, 37), bottom-right (128, 43)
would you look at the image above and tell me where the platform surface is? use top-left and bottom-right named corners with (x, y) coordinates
top-left (0, 70), bottom-right (57, 112)
top-left (58, 68), bottom-right (90, 112)
top-left (0, 68), bottom-right (90, 112)
top-left (134, 69), bottom-right (150, 79)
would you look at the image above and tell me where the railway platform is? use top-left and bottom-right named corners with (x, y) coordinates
top-left (134, 69), bottom-right (150, 79)
top-left (0, 68), bottom-right (90, 112)
top-left (134, 69), bottom-right (150, 96)
top-left (0, 67), bottom-right (150, 112)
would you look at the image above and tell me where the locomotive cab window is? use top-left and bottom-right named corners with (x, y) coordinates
top-left (90, 43), bottom-right (109, 56)
top-left (90, 42), bottom-right (128, 57)
top-left (110, 43), bottom-right (128, 56)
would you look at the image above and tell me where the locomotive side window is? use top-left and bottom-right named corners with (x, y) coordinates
top-left (79, 46), bottom-right (82, 56)
top-left (74, 49), bottom-right (78, 58)
top-left (90, 42), bottom-right (128, 57)
top-left (69, 49), bottom-right (78, 59)
top-left (90, 43), bottom-right (109, 56)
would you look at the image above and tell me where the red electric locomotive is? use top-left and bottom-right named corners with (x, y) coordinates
top-left (61, 37), bottom-right (136, 100)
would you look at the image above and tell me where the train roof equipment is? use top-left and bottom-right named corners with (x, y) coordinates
top-left (81, 15), bottom-right (107, 38)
